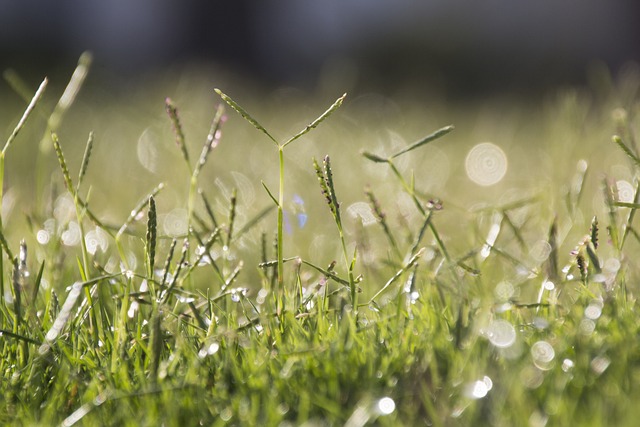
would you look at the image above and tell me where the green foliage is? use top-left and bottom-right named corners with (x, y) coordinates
top-left (1, 57), bottom-right (640, 427)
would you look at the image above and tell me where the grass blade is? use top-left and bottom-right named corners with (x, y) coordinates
top-left (146, 196), bottom-right (158, 278)
top-left (165, 97), bottom-right (191, 169)
top-left (76, 131), bottom-right (94, 191)
top-left (214, 89), bottom-right (279, 146)
top-left (40, 51), bottom-right (92, 153)
top-left (612, 135), bottom-right (640, 168)
top-left (390, 125), bottom-right (454, 159)
top-left (3, 77), bottom-right (48, 154)
top-left (51, 133), bottom-right (75, 194)
top-left (283, 93), bottom-right (346, 147)
top-left (261, 181), bottom-right (279, 207)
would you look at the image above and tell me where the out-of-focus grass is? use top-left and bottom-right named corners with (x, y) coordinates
top-left (1, 56), bottom-right (640, 426)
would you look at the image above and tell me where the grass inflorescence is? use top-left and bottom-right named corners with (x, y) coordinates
top-left (1, 56), bottom-right (640, 426)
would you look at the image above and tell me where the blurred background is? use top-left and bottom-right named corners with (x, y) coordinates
top-left (0, 1), bottom-right (639, 295)
top-left (1, 0), bottom-right (639, 98)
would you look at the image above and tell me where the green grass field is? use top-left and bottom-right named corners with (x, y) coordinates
top-left (2, 55), bottom-right (640, 426)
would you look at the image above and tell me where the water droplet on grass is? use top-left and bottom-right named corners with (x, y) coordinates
top-left (531, 341), bottom-right (555, 370)
top-left (376, 397), bottom-right (395, 415)
top-left (591, 355), bottom-right (610, 375)
top-left (485, 319), bottom-right (516, 348)
top-left (579, 319), bottom-right (596, 336)
top-left (37, 230), bottom-right (50, 245)
top-left (465, 142), bottom-right (507, 186)
top-left (562, 359), bottom-right (574, 372)
top-left (198, 342), bottom-right (220, 358)
top-left (61, 222), bottom-right (81, 246)
top-left (585, 301), bottom-right (603, 320)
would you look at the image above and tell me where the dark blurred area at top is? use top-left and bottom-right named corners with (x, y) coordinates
top-left (1, 0), bottom-right (639, 99)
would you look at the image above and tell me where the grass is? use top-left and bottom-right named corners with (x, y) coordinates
top-left (1, 55), bottom-right (640, 426)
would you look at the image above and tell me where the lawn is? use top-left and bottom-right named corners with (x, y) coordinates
top-left (1, 54), bottom-right (640, 426)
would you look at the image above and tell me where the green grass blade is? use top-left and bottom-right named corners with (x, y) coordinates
top-left (76, 131), bottom-right (94, 192)
top-left (214, 89), bottom-right (279, 146)
top-left (116, 183), bottom-right (165, 239)
top-left (165, 97), bottom-right (192, 169)
top-left (283, 93), bottom-right (346, 147)
top-left (40, 51), bottom-right (92, 153)
top-left (361, 150), bottom-right (389, 163)
top-left (261, 181), bottom-right (279, 207)
top-left (146, 196), bottom-right (158, 278)
top-left (390, 125), bottom-right (454, 159)
top-left (51, 133), bottom-right (75, 194)
top-left (3, 77), bottom-right (48, 154)
top-left (612, 135), bottom-right (640, 168)
top-left (233, 205), bottom-right (276, 241)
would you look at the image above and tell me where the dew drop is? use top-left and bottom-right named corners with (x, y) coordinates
top-left (562, 358), bottom-right (574, 372)
top-left (584, 301), bottom-right (603, 320)
top-left (36, 230), bottom-right (50, 245)
top-left (485, 319), bottom-right (517, 348)
top-left (579, 319), bottom-right (596, 336)
top-left (531, 341), bottom-right (555, 370)
top-left (591, 355), bottom-right (610, 375)
top-left (377, 397), bottom-right (396, 415)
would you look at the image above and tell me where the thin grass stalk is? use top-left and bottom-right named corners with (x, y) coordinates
top-left (226, 188), bottom-right (237, 247)
top-left (146, 196), bottom-right (157, 281)
top-left (53, 133), bottom-right (99, 339)
top-left (3, 77), bottom-right (48, 155)
top-left (277, 146), bottom-right (285, 313)
top-left (76, 131), bottom-right (94, 192)
top-left (165, 98), bottom-right (191, 171)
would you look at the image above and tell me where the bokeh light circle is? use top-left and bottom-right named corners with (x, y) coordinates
top-left (465, 142), bottom-right (507, 186)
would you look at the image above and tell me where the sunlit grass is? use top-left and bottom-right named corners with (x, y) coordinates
top-left (1, 55), bottom-right (640, 426)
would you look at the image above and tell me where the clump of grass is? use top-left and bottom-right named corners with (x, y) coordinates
top-left (2, 56), bottom-right (640, 427)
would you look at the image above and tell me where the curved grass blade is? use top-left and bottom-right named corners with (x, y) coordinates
top-left (214, 89), bottom-right (278, 146)
top-left (283, 93), bottom-right (347, 147)
top-left (613, 135), bottom-right (640, 168)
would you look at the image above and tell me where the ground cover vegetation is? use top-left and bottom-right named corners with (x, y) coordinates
top-left (1, 54), bottom-right (640, 426)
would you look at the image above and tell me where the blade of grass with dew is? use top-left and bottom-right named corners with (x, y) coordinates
top-left (367, 248), bottom-right (425, 307)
